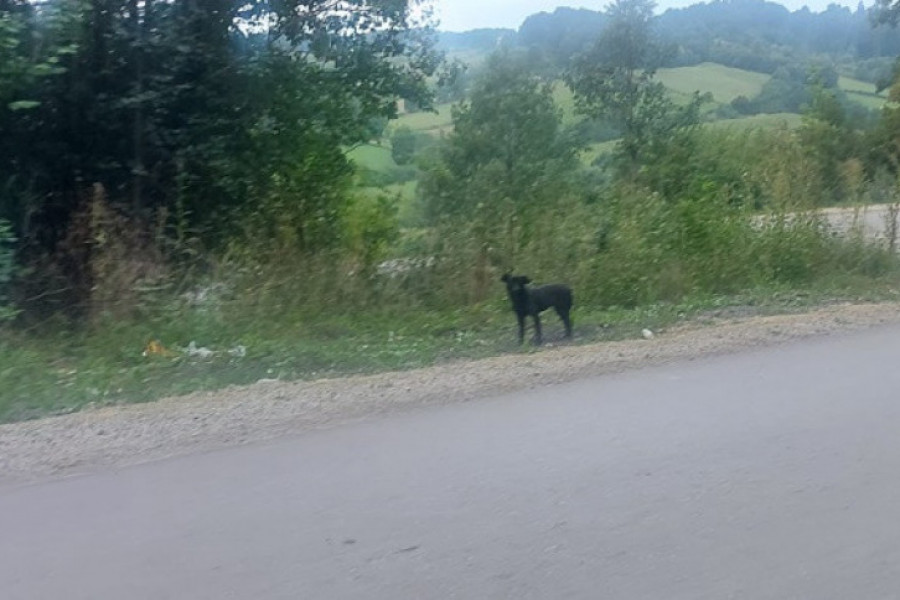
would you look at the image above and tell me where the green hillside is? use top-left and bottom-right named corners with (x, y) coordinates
top-left (351, 64), bottom-right (875, 181)
top-left (657, 63), bottom-right (770, 104)
top-left (838, 75), bottom-right (881, 94)
top-left (552, 82), bottom-right (579, 124)
top-left (347, 144), bottom-right (396, 172)
top-left (395, 103), bottom-right (454, 136)
top-left (838, 75), bottom-right (889, 110)
top-left (709, 113), bottom-right (803, 130)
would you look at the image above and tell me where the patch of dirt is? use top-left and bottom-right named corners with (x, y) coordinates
top-left (4, 301), bottom-right (900, 486)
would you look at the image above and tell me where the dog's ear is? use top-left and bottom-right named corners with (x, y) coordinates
top-left (520, 276), bottom-right (532, 285)
top-left (501, 273), bottom-right (511, 283)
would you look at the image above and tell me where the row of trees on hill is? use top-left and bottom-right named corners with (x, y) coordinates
top-left (442, 0), bottom-right (900, 84)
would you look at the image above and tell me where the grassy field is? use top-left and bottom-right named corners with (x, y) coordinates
top-left (395, 103), bottom-right (454, 136)
top-left (582, 140), bottom-right (618, 164)
top-left (348, 144), bottom-right (397, 172)
top-left (0, 300), bottom-right (698, 423)
top-left (553, 82), bottom-right (580, 124)
top-left (386, 65), bottom-right (884, 149)
top-left (838, 75), bottom-right (882, 95)
top-left (351, 64), bottom-right (837, 225)
top-left (839, 75), bottom-right (888, 110)
top-left (656, 66), bottom-right (888, 112)
top-left (5, 284), bottom-right (896, 424)
top-left (845, 91), bottom-right (887, 111)
top-left (358, 181), bottom-right (420, 225)
top-left (584, 113), bottom-right (803, 163)
top-left (373, 64), bottom-right (875, 167)
top-left (561, 64), bottom-right (771, 118)
top-left (709, 112), bottom-right (803, 130)
top-left (658, 63), bottom-right (770, 104)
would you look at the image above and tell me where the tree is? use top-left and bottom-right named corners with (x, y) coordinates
top-left (519, 8), bottom-right (609, 69)
top-left (876, 0), bottom-right (900, 26)
top-left (0, 0), bottom-right (440, 313)
top-left (419, 50), bottom-right (581, 299)
top-left (856, 2), bottom-right (900, 176)
top-left (798, 84), bottom-right (859, 204)
top-left (391, 126), bottom-right (417, 166)
top-left (421, 50), bottom-right (579, 223)
top-left (565, 0), bottom-right (706, 179)
top-left (0, 218), bottom-right (15, 320)
top-left (867, 71), bottom-right (900, 174)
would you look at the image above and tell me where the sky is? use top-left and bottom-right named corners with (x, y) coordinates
top-left (431, 0), bottom-right (867, 32)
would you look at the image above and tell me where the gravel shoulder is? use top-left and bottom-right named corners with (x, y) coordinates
top-left (4, 301), bottom-right (900, 486)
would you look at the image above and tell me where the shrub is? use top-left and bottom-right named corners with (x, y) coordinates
top-left (390, 126), bottom-right (417, 166)
top-left (55, 184), bottom-right (169, 323)
top-left (0, 218), bottom-right (16, 321)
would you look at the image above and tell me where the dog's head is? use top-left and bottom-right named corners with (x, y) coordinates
top-left (501, 273), bottom-right (531, 292)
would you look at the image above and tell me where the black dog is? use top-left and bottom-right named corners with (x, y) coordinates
top-left (501, 273), bottom-right (573, 345)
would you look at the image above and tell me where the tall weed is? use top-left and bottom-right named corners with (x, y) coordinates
top-left (0, 218), bottom-right (16, 321)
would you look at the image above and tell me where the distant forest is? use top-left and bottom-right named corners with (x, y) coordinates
top-left (439, 0), bottom-right (900, 84)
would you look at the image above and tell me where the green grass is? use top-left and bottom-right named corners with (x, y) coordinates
top-left (380, 66), bottom-right (886, 163)
top-left (553, 81), bottom-right (579, 124)
top-left (655, 66), bottom-right (888, 113)
top-left (845, 90), bottom-right (887, 111)
top-left (366, 63), bottom-right (830, 176)
top-left (0, 302), bottom-right (675, 423)
top-left (838, 76), bottom-right (888, 111)
top-left (347, 144), bottom-right (397, 172)
top-left (396, 103), bottom-right (454, 135)
top-left (559, 64), bottom-right (771, 122)
top-left (658, 63), bottom-right (770, 104)
top-left (359, 181), bottom-right (420, 225)
top-left (582, 113), bottom-right (801, 164)
top-left (709, 113), bottom-right (803, 130)
top-left (582, 140), bottom-right (618, 164)
top-left (4, 281), bottom-right (899, 424)
top-left (838, 75), bottom-right (881, 95)
top-left (349, 136), bottom-right (419, 225)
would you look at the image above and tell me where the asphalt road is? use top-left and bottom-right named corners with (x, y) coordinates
top-left (4, 325), bottom-right (900, 599)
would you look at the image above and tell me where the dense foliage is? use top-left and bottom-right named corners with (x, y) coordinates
top-left (1, 0), bottom-right (438, 315)
top-left (565, 0), bottom-right (707, 177)
top-left (418, 50), bottom-right (581, 301)
top-left (0, 0), bottom-right (897, 321)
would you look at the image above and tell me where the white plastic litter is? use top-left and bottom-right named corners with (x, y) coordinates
top-left (184, 341), bottom-right (215, 359)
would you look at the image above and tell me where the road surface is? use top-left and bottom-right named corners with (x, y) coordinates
top-left (822, 204), bottom-right (900, 246)
top-left (3, 325), bottom-right (900, 599)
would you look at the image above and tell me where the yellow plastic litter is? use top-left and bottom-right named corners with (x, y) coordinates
top-left (143, 339), bottom-right (177, 358)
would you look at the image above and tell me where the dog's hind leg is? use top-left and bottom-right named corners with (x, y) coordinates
top-left (556, 306), bottom-right (572, 339)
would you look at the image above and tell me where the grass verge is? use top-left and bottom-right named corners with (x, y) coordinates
top-left (3, 278), bottom-right (899, 425)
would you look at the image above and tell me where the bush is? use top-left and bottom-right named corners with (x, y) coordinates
top-left (357, 165), bottom-right (418, 187)
top-left (0, 218), bottom-right (16, 321)
top-left (390, 126), bottom-right (417, 166)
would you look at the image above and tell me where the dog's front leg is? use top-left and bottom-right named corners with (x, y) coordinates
top-left (517, 313), bottom-right (526, 345)
top-left (532, 313), bottom-right (543, 345)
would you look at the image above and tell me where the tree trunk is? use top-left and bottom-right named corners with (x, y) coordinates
top-left (130, 0), bottom-right (146, 213)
